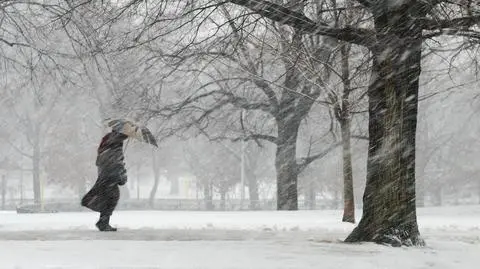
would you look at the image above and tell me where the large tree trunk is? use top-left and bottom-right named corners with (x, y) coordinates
top-left (274, 1), bottom-right (304, 211)
top-left (345, 7), bottom-right (424, 246)
top-left (275, 120), bottom-right (300, 210)
top-left (340, 118), bottom-right (355, 223)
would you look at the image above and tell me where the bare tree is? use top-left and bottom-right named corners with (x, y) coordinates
top-left (315, 0), bottom-right (371, 223)
top-left (1, 75), bottom-right (79, 204)
top-left (50, 0), bottom-right (354, 212)
top-left (149, 148), bottom-right (162, 207)
top-left (207, 0), bottom-right (479, 246)
top-left (0, 0), bottom-right (105, 205)
top-left (117, 0), bottom-right (351, 210)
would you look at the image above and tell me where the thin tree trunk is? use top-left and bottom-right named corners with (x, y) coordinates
top-left (220, 190), bottom-right (226, 211)
top-left (340, 118), bottom-right (355, 223)
top-left (246, 170), bottom-right (259, 210)
top-left (477, 180), bottom-right (480, 204)
top-left (149, 151), bottom-right (161, 208)
top-left (20, 167), bottom-right (24, 204)
top-left (136, 164), bottom-right (140, 200)
top-left (1, 175), bottom-right (6, 210)
top-left (306, 181), bottom-right (316, 210)
top-left (275, 120), bottom-right (300, 210)
top-left (345, 9), bottom-right (424, 246)
top-left (204, 179), bottom-right (213, 210)
top-left (339, 40), bottom-right (355, 223)
top-left (32, 126), bottom-right (41, 205)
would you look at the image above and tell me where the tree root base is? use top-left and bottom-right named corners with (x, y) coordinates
top-left (345, 227), bottom-right (425, 247)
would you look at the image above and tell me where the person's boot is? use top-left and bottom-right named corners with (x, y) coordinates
top-left (96, 215), bottom-right (117, 232)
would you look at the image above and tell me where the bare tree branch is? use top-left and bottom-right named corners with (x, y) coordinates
top-left (0, 38), bottom-right (30, 47)
top-left (221, 6), bottom-right (279, 110)
top-left (297, 141), bottom-right (342, 173)
top-left (421, 15), bottom-right (480, 31)
top-left (232, 133), bottom-right (277, 144)
top-left (1, 138), bottom-right (33, 159)
top-left (227, 0), bottom-right (376, 47)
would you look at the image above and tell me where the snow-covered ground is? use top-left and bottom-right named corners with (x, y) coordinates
top-left (0, 206), bottom-right (479, 269)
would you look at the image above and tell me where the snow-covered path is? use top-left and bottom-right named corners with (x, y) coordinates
top-left (1, 206), bottom-right (479, 269)
top-left (2, 239), bottom-right (478, 269)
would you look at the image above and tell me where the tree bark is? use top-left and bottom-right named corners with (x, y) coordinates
top-left (275, 120), bottom-right (300, 210)
top-left (345, 6), bottom-right (424, 246)
top-left (274, 2), bottom-right (305, 211)
top-left (339, 39), bottom-right (355, 223)
top-left (340, 118), bottom-right (355, 223)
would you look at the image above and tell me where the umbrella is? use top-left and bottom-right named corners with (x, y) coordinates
top-left (106, 118), bottom-right (158, 147)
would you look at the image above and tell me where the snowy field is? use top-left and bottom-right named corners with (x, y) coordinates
top-left (0, 206), bottom-right (479, 269)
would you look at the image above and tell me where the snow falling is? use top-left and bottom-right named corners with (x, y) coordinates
top-left (0, 0), bottom-right (479, 268)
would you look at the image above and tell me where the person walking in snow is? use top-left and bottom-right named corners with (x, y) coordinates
top-left (81, 130), bottom-right (128, 232)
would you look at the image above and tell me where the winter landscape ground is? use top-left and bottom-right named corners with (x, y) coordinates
top-left (0, 205), bottom-right (479, 269)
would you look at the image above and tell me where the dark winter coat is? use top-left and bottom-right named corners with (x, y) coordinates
top-left (81, 132), bottom-right (128, 215)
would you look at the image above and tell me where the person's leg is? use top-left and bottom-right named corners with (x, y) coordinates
top-left (96, 211), bottom-right (117, 231)
top-left (95, 185), bottom-right (120, 232)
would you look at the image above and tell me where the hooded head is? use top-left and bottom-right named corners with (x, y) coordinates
top-left (98, 131), bottom-right (128, 154)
